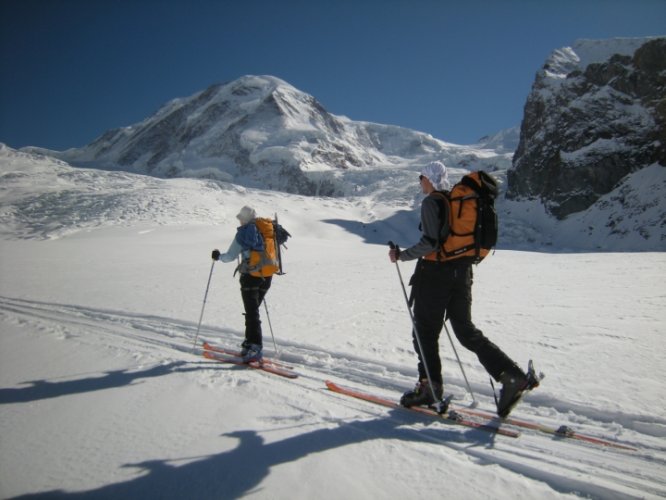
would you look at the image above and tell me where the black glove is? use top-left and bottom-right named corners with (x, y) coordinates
top-left (211, 249), bottom-right (220, 260)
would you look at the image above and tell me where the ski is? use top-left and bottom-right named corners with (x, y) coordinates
top-left (203, 350), bottom-right (298, 379)
top-left (202, 342), bottom-right (293, 370)
top-left (474, 361), bottom-right (634, 450)
top-left (325, 380), bottom-right (519, 438)
top-left (451, 405), bottom-right (637, 451)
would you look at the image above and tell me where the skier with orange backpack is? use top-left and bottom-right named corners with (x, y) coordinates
top-left (212, 206), bottom-right (289, 362)
top-left (389, 161), bottom-right (539, 418)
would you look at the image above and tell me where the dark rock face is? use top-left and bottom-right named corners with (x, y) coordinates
top-left (508, 38), bottom-right (666, 219)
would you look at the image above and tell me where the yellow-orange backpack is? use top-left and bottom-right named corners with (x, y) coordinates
top-left (245, 217), bottom-right (291, 277)
top-left (425, 170), bottom-right (499, 264)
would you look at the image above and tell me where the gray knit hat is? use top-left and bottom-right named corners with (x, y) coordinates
top-left (236, 206), bottom-right (256, 224)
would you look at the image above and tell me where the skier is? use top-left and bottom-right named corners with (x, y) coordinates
top-left (388, 161), bottom-right (532, 417)
top-left (211, 206), bottom-right (272, 362)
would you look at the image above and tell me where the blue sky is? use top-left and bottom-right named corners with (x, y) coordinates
top-left (1, 0), bottom-right (665, 150)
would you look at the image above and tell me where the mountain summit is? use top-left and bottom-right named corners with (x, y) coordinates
top-left (50, 75), bottom-right (508, 197)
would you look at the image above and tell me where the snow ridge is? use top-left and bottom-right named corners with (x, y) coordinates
top-left (25, 75), bottom-right (512, 199)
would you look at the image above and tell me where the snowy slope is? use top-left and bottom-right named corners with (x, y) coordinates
top-left (500, 163), bottom-right (666, 252)
top-left (1, 146), bottom-right (665, 499)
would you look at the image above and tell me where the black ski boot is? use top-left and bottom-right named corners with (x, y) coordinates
top-left (240, 340), bottom-right (263, 363)
top-left (400, 379), bottom-right (443, 408)
top-left (496, 360), bottom-right (541, 418)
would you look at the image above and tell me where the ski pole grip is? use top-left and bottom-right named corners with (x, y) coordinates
top-left (388, 241), bottom-right (401, 261)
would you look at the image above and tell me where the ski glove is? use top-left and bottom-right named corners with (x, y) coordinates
top-left (212, 249), bottom-right (221, 260)
top-left (388, 246), bottom-right (401, 263)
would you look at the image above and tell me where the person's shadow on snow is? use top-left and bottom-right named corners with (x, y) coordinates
top-left (12, 409), bottom-right (496, 499)
top-left (0, 361), bottom-right (200, 404)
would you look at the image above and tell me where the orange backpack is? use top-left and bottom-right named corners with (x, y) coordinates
top-left (246, 218), bottom-right (280, 277)
top-left (425, 171), bottom-right (499, 264)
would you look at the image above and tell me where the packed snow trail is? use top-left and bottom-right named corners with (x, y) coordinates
top-left (2, 293), bottom-right (665, 499)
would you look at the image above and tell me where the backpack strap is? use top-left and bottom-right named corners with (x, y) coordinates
top-left (427, 191), bottom-right (450, 261)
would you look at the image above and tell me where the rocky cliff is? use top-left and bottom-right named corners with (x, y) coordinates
top-left (507, 37), bottom-right (666, 220)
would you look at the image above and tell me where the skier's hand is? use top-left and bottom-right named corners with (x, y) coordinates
top-left (211, 249), bottom-right (221, 260)
top-left (389, 247), bottom-right (400, 263)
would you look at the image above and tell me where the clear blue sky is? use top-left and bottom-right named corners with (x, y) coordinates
top-left (1, 0), bottom-right (665, 150)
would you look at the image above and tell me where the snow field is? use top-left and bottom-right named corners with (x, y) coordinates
top-left (1, 148), bottom-right (665, 499)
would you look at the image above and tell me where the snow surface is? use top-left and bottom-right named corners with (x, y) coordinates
top-left (1, 147), bottom-right (665, 499)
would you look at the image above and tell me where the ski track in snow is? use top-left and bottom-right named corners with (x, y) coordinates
top-left (3, 295), bottom-right (665, 436)
top-left (2, 295), bottom-right (665, 499)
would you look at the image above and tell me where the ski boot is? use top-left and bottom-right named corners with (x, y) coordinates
top-left (240, 341), bottom-right (263, 363)
top-left (496, 360), bottom-right (542, 418)
top-left (400, 379), bottom-right (443, 408)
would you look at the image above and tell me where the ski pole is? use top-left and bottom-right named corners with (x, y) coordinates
top-left (263, 298), bottom-right (279, 356)
top-left (192, 260), bottom-right (215, 351)
top-left (442, 320), bottom-right (478, 407)
top-left (389, 241), bottom-right (445, 412)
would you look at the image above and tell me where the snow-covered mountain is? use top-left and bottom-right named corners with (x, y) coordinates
top-left (30, 75), bottom-right (510, 198)
top-left (3, 139), bottom-right (663, 254)
top-left (475, 126), bottom-right (521, 154)
top-left (508, 37), bottom-right (666, 223)
top-left (13, 53), bottom-right (666, 251)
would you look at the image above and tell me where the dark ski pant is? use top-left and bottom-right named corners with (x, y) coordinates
top-left (410, 259), bottom-right (517, 386)
top-left (240, 274), bottom-right (272, 346)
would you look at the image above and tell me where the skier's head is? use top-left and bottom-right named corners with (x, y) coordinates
top-left (236, 206), bottom-right (256, 225)
top-left (420, 161), bottom-right (450, 191)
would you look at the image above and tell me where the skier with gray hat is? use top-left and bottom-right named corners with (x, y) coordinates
top-left (389, 161), bottom-right (538, 417)
top-left (212, 206), bottom-right (273, 362)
